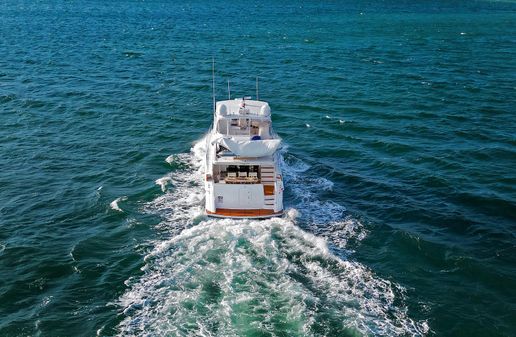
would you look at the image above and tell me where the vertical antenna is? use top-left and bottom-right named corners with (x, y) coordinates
top-left (228, 79), bottom-right (231, 100)
top-left (256, 76), bottom-right (259, 100)
top-left (212, 57), bottom-right (216, 114)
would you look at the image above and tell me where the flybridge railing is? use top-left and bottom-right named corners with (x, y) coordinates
top-left (228, 109), bottom-right (260, 116)
top-left (216, 104), bottom-right (271, 117)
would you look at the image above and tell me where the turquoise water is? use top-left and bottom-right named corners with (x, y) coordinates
top-left (1, 1), bottom-right (515, 336)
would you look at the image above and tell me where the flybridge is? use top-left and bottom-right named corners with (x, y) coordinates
top-left (212, 98), bottom-right (280, 159)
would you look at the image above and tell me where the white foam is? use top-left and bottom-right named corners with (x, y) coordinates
top-left (305, 123), bottom-right (311, 128)
top-left (144, 136), bottom-right (207, 233)
top-left (285, 207), bottom-right (299, 221)
top-left (155, 176), bottom-right (172, 192)
top-left (40, 296), bottom-right (52, 308)
top-left (116, 136), bottom-right (429, 336)
top-left (110, 196), bottom-right (127, 212)
top-left (165, 154), bottom-right (175, 165)
top-left (118, 218), bottom-right (427, 336)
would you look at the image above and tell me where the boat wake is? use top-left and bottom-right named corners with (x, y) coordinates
top-left (117, 138), bottom-right (429, 336)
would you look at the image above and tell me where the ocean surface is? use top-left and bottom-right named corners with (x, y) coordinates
top-left (1, 1), bottom-right (515, 336)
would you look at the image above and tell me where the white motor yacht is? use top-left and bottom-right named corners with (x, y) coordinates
top-left (204, 97), bottom-right (283, 218)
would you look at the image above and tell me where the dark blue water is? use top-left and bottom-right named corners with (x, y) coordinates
top-left (1, 1), bottom-right (515, 336)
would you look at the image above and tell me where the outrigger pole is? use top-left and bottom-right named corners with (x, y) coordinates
top-left (256, 76), bottom-right (259, 100)
top-left (212, 57), bottom-right (216, 115)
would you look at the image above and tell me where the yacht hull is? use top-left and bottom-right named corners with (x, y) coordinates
top-left (204, 98), bottom-right (284, 219)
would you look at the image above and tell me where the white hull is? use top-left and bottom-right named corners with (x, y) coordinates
top-left (204, 98), bottom-right (283, 219)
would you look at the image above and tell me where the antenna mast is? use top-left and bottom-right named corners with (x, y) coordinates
top-left (212, 57), bottom-right (216, 114)
top-left (256, 76), bottom-right (259, 100)
top-left (228, 79), bottom-right (231, 99)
